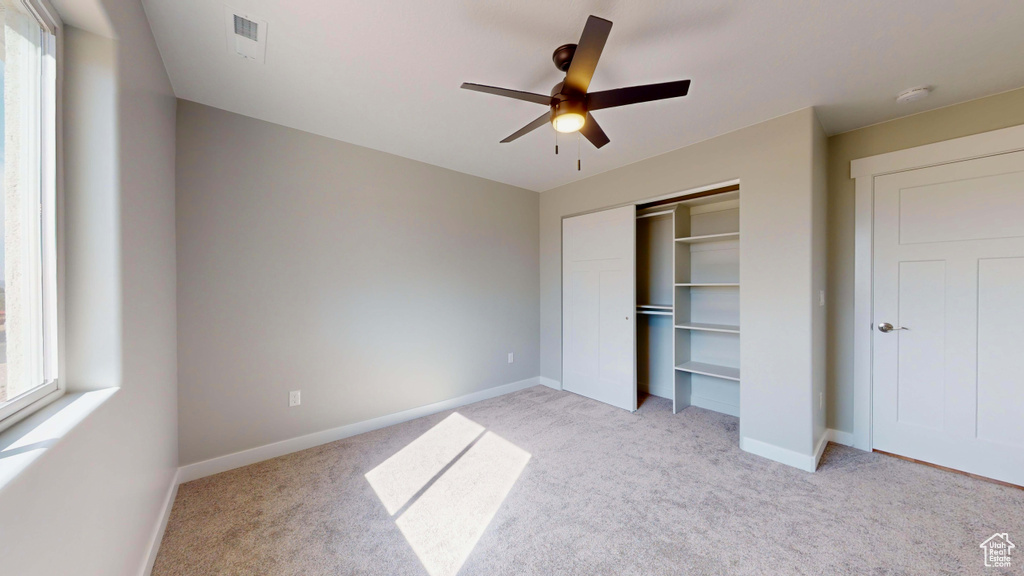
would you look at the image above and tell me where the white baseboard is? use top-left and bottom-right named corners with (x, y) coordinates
top-left (690, 396), bottom-right (740, 418)
top-left (177, 377), bottom-right (541, 484)
top-left (740, 429), bottom-right (854, 474)
top-left (826, 428), bottom-right (855, 447)
top-left (141, 468), bottom-right (180, 575)
top-left (812, 432), bottom-right (829, 470)
top-left (538, 377), bottom-right (561, 390)
top-left (641, 379), bottom-right (672, 400)
top-left (645, 388), bottom-right (672, 401)
top-left (740, 436), bottom-right (819, 473)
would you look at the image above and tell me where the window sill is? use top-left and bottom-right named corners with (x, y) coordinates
top-left (0, 382), bottom-right (62, 431)
top-left (0, 388), bottom-right (117, 492)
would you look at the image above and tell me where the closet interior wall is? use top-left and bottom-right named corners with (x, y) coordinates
top-left (636, 210), bottom-right (675, 399)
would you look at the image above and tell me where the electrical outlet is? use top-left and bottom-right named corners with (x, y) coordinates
top-left (819, 290), bottom-right (826, 307)
top-left (289, 390), bottom-right (301, 407)
top-left (508, 352), bottom-right (514, 364)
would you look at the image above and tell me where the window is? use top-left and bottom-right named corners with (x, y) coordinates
top-left (0, 0), bottom-right (58, 428)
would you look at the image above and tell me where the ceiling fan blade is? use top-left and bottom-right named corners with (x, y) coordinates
top-left (587, 80), bottom-right (690, 111)
top-left (564, 15), bottom-right (612, 94)
top-left (461, 83), bottom-right (553, 105)
top-left (579, 113), bottom-right (610, 149)
top-left (501, 112), bottom-right (552, 143)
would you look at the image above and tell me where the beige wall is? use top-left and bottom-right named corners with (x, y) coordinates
top-left (541, 108), bottom-right (824, 460)
top-left (827, 87), bottom-right (1024, 434)
top-left (0, 0), bottom-right (180, 571)
top-left (175, 101), bottom-right (539, 466)
top-left (812, 113), bottom-right (828, 449)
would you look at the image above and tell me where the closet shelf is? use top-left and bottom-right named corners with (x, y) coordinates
top-left (675, 232), bottom-right (739, 244)
top-left (674, 322), bottom-right (740, 334)
top-left (674, 361), bottom-right (740, 382)
top-left (637, 304), bottom-right (673, 310)
top-left (638, 310), bottom-right (673, 317)
top-left (675, 283), bottom-right (740, 287)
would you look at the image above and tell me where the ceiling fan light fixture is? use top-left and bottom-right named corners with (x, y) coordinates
top-left (552, 99), bottom-right (587, 133)
top-left (553, 112), bottom-right (586, 133)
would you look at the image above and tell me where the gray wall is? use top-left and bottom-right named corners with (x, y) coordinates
top-left (176, 101), bottom-right (539, 466)
top-left (541, 108), bottom-right (824, 459)
top-left (0, 0), bottom-right (179, 571)
top-left (812, 113), bottom-right (829, 450)
top-left (826, 87), bottom-right (1024, 435)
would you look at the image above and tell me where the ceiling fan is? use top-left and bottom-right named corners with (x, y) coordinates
top-left (461, 15), bottom-right (691, 151)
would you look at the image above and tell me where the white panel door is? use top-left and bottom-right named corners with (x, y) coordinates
top-left (873, 151), bottom-right (1024, 485)
top-left (562, 205), bottom-right (636, 411)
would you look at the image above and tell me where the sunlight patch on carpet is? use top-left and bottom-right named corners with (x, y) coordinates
top-left (396, 431), bottom-right (530, 576)
top-left (366, 413), bottom-right (531, 576)
top-left (365, 413), bottom-right (485, 515)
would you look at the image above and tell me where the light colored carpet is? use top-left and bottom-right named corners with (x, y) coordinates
top-left (153, 386), bottom-right (1024, 575)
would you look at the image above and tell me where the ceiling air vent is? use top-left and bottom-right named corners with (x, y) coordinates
top-left (224, 8), bottom-right (267, 63)
top-left (233, 15), bottom-right (258, 41)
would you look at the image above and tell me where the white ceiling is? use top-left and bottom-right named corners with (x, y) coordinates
top-left (141, 0), bottom-right (1024, 192)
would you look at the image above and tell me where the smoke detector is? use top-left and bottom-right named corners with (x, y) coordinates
top-left (225, 8), bottom-right (267, 63)
top-left (896, 86), bottom-right (931, 104)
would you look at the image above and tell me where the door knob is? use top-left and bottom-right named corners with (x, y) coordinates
top-left (877, 322), bottom-right (908, 333)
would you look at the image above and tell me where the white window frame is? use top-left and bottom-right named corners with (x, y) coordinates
top-left (0, 0), bottom-right (63, 434)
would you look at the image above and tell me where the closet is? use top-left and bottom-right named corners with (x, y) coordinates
top-left (563, 185), bottom-right (740, 418)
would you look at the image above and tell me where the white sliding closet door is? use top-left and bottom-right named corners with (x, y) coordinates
top-left (562, 205), bottom-right (636, 412)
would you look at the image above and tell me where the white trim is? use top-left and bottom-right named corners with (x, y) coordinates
top-left (24, 0), bottom-right (63, 34)
top-left (852, 172), bottom-right (874, 451)
top-left (645, 381), bottom-right (672, 401)
top-left (851, 123), bottom-right (1024, 452)
top-left (560, 179), bottom-right (740, 221)
top-left (177, 377), bottom-right (543, 483)
top-left (0, 381), bottom-right (59, 433)
top-left (690, 396), bottom-right (740, 418)
top-left (635, 179), bottom-right (740, 206)
top-left (851, 124), bottom-right (1024, 178)
top-left (826, 428), bottom-right (855, 447)
top-left (740, 436), bottom-right (819, 473)
top-left (141, 469), bottom-right (179, 576)
top-left (0, 0), bottom-right (65, 434)
top-left (812, 433), bottom-right (829, 470)
top-left (538, 376), bottom-right (561, 390)
top-left (636, 209), bottom-right (673, 220)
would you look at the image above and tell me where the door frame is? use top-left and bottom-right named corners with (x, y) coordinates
top-left (558, 178), bottom-right (741, 394)
top-left (850, 123), bottom-right (1024, 451)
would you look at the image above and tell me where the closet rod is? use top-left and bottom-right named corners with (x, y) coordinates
top-left (636, 209), bottom-right (673, 220)
top-left (637, 310), bottom-right (672, 316)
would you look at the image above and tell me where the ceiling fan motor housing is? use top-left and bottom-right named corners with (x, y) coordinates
top-left (552, 43), bottom-right (577, 72)
top-left (552, 98), bottom-right (586, 118)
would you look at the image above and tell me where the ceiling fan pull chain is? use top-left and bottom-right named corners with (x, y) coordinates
top-left (555, 129), bottom-right (558, 155)
top-left (577, 132), bottom-right (581, 171)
